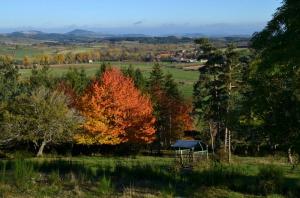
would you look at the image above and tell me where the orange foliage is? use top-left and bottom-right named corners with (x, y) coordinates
top-left (160, 93), bottom-right (193, 139)
top-left (75, 68), bottom-right (156, 145)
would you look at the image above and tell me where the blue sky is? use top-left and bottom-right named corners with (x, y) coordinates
top-left (0, 0), bottom-right (282, 35)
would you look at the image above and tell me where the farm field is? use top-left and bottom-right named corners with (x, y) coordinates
top-left (19, 61), bottom-right (200, 98)
top-left (0, 155), bottom-right (299, 197)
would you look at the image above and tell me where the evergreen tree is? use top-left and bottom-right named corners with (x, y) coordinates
top-left (30, 65), bottom-right (55, 89)
top-left (193, 44), bottom-right (228, 154)
top-left (95, 62), bottom-right (111, 79)
top-left (133, 68), bottom-right (146, 90)
top-left (63, 67), bottom-right (89, 94)
top-left (122, 65), bottom-right (146, 90)
top-left (164, 73), bottom-right (181, 100)
top-left (148, 63), bottom-right (164, 92)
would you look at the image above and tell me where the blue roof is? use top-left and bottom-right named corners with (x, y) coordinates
top-left (171, 140), bottom-right (202, 149)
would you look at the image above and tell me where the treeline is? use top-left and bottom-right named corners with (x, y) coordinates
top-left (193, 0), bottom-right (300, 163)
top-left (107, 36), bottom-right (194, 44)
top-left (19, 50), bottom-right (155, 67)
top-left (0, 58), bottom-right (192, 156)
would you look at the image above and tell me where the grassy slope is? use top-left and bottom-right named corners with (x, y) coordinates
top-left (0, 155), bottom-right (299, 197)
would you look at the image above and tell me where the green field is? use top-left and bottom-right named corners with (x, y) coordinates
top-left (19, 62), bottom-right (199, 98)
top-left (0, 155), bottom-right (299, 197)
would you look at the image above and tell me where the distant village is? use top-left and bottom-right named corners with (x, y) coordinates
top-left (155, 49), bottom-right (208, 71)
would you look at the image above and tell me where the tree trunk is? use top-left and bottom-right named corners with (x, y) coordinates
top-left (288, 147), bottom-right (294, 165)
top-left (224, 128), bottom-right (228, 153)
top-left (209, 122), bottom-right (215, 155)
top-left (37, 141), bottom-right (46, 157)
top-left (228, 129), bottom-right (231, 163)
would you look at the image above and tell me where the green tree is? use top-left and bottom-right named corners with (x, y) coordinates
top-left (0, 57), bottom-right (22, 144)
top-left (223, 44), bottom-right (244, 162)
top-left (2, 87), bottom-right (81, 157)
top-left (250, 0), bottom-right (300, 162)
top-left (63, 67), bottom-right (89, 94)
top-left (148, 63), bottom-right (164, 93)
top-left (164, 73), bottom-right (181, 100)
top-left (30, 65), bottom-right (55, 89)
top-left (122, 65), bottom-right (146, 90)
top-left (0, 56), bottom-right (20, 102)
top-left (95, 62), bottom-right (111, 79)
top-left (193, 45), bottom-right (228, 155)
top-left (133, 68), bottom-right (146, 90)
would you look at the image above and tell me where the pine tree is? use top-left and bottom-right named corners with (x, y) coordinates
top-left (63, 67), bottom-right (89, 94)
top-left (134, 68), bottom-right (146, 90)
top-left (95, 62), bottom-right (111, 79)
top-left (193, 40), bottom-right (228, 155)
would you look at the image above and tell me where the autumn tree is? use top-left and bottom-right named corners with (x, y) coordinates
top-left (54, 54), bottom-right (65, 64)
top-left (23, 56), bottom-right (31, 67)
top-left (75, 68), bottom-right (156, 145)
top-left (65, 52), bottom-right (75, 64)
top-left (39, 55), bottom-right (50, 65)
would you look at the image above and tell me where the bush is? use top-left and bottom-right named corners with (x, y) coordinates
top-left (257, 165), bottom-right (284, 195)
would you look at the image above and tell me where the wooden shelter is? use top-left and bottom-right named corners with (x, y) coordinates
top-left (171, 140), bottom-right (208, 167)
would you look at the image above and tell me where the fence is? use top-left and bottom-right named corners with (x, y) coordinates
top-left (174, 149), bottom-right (208, 167)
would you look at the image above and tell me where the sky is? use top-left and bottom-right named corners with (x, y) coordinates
top-left (0, 0), bottom-right (282, 35)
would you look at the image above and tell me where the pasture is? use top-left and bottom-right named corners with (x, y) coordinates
top-left (19, 61), bottom-right (200, 98)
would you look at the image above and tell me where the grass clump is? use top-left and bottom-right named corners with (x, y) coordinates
top-left (13, 159), bottom-right (35, 190)
top-left (257, 165), bottom-right (284, 195)
top-left (98, 175), bottom-right (114, 196)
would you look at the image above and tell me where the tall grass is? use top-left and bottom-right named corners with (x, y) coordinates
top-left (98, 175), bottom-right (114, 196)
top-left (258, 165), bottom-right (284, 195)
top-left (0, 156), bottom-right (297, 197)
top-left (0, 161), bottom-right (6, 183)
top-left (13, 159), bottom-right (35, 189)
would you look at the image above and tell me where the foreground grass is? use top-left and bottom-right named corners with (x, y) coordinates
top-left (0, 155), bottom-right (299, 197)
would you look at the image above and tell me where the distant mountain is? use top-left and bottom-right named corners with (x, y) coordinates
top-left (2, 29), bottom-right (149, 41)
top-left (114, 33), bottom-right (148, 37)
top-left (0, 29), bottom-right (250, 46)
top-left (66, 29), bottom-right (98, 37)
top-left (9, 30), bottom-right (44, 37)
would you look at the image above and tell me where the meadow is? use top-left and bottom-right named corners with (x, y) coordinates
top-left (0, 155), bottom-right (299, 197)
top-left (19, 61), bottom-right (199, 98)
